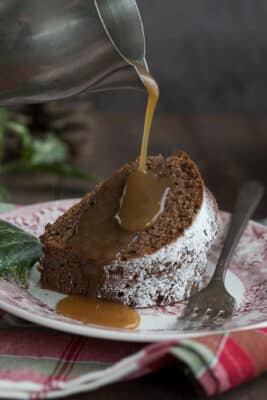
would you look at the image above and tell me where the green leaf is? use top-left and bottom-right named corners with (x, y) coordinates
top-left (4, 126), bottom-right (69, 168)
top-left (2, 115), bottom-right (98, 185)
top-left (29, 133), bottom-right (69, 166)
top-left (7, 123), bottom-right (68, 166)
top-left (0, 220), bottom-right (42, 284)
top-left (7, 121), bottom-right (32, 148)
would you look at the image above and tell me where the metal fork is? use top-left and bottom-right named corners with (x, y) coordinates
top-left (178, 181), bottom-right (265, 330)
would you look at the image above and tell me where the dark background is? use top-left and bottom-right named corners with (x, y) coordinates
top-left (2, 2), bottom-right (267, 399)
top-left (88, 0), bottom-right (267, 218)
top-left (94, 0), bottom-right (267, 113)
top-left (3, 0), bottom-right (267, 217)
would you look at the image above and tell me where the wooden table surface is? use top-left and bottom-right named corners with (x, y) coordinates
top-left (3, 112), bottom-right (267, 399)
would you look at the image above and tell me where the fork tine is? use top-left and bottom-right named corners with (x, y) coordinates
top-left (177, 181), bottom-right (263, 332)
top-left (178, 304), bottom-right (230, 330)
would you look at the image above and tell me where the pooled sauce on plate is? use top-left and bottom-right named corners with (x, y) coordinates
top-left (57, 63), bottom-right (169, 329)
top-left (56, 295), bottom-right (140, 329)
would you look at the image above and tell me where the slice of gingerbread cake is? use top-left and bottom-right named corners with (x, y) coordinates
top-left (40, 152), bottom-right (218, 308)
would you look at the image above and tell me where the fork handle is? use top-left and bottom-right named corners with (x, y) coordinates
top-left (213, 181), bottom-right (264, 282)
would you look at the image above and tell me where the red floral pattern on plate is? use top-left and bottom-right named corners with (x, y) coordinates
top-left (0, 199), bottom-right (267, 342)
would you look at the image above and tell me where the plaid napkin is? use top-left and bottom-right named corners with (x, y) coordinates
top-left (1, 203), bottom-right (267, 399)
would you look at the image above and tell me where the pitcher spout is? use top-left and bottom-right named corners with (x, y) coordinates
top-left (0, 0), bottom-right (147, 105)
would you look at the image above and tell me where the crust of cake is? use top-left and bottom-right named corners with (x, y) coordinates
top-left (40, 152), bottom-right (218, 307)
top-left (41, 152), bottom-right (204, 260)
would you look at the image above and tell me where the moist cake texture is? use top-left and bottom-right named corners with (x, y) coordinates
top-left (40, 152), bottom-right (218, 307)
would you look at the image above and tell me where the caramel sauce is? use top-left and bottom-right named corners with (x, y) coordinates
top-left (117, 170), bottom-right (170, 232)
top-left (56, 296), bottom-right (140, 329)
top-left (68, 176), bottom-right (133, 263)
top-left (68, 62), bottom-right (167, 258)
top-left (117, 63), bottom-right (167, 231)
top-left (135, 63), bottom-right (159, 173)
top-left (56, 64), bottom-right (168, 329)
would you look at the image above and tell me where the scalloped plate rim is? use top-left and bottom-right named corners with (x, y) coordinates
top-left (0, 199), bottom-right (267, 342)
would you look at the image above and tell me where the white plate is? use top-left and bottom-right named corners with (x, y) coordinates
top-left (0, 199), bottom-right (267, 342)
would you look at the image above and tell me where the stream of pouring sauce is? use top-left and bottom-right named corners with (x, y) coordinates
top-left (56, 63), bottom-right (170, 329)
top-left (117, 63), bottom-right (170, 232)
top-left (136, 64), bottom-right (159, 172)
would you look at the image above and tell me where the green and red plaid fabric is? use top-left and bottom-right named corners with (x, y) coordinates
top-left (0, 204), bottom-right (267, 399)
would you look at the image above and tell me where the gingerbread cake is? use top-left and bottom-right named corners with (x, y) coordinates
top-left (40, 152), bottom-right (218, 308)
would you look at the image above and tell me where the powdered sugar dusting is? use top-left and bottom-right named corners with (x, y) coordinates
top-left (1, 199), bottom-right (267, 340)
top-left (101, 189), bottom-right (218, 307)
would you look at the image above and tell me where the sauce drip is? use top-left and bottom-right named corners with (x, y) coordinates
top-left (117, 170), bottom-right (170, 232)
top-left (117, 63), bottom-right (164, 231)
top-left (56, 296), bottom-right (140, 329)
top-left (135, 63), bottom-right (159, 172)
top-left (57, 64), bottom-right (167, 329)
top-left (68, 174), bottom-right (133, 262)
top-left (67, 165), bottom-right (171, 299)
top-left (68, 63), bottom-right (166, 260)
